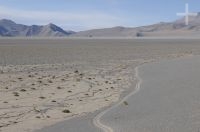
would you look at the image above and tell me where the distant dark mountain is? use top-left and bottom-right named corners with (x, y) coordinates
top-left (0, 19), bottom-right (75, 37)
top-left (2, 13), bottom-right (200, 37)
top-left (73, 12), bottom-right (200, 37)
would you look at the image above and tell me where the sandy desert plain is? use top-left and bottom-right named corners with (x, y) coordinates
top-left (0, 38), bottom-right (199, 132)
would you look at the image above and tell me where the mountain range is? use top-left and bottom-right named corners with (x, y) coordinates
top-left (1, 13), bottom-right (200, 37)
top-left (0, 19), bottom-right (75, 37)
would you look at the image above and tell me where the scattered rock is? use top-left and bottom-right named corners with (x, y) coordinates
top-left (123, 101), bottom-right (128, 106)
top-left (51, 100), bottom-right (56, 102)
top-left (48, 80), bottom-right (53, 83)
top-left (39, 96), bottom-right (46, 99)
top-left (74, 70), bottom-right (79, 74)
top-left (110, 87), bottom-right (114, 89)
top-left (38, 80), bottom-right (42, 84)
top-left (13, 92), bottom-right (19, 97)
top-left (36, 116), bottom-right (41, 119)
top-left (57, 86), bottom-right (62, 89)
top-left (62, 109), bottom-right (71, 113)
top-left (31, 87), bottom-right (36, 90)
top-left (28, 75), bottom-right (34, 78)
top-left (20, 89), bottom-right (27, 92)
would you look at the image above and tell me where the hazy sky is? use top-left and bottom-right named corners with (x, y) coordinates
top-left (0, 0), bottom-right (199, 31)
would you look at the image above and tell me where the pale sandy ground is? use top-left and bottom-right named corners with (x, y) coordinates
top-left (0, 38), bottom-right (198, 132)
top-left (0, 62), bottom-right (136, 132)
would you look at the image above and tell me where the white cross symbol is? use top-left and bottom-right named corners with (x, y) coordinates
top-left (177, 3), bottom-right (197, 25)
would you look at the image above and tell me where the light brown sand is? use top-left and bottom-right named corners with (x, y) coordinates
top-left (0, 62), bottom-right (138, 132)
top-left (0, 38), bottom-right (197, 132)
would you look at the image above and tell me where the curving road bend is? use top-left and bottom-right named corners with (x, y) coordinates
top-left (93, 67), bottom-right (142, 132)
